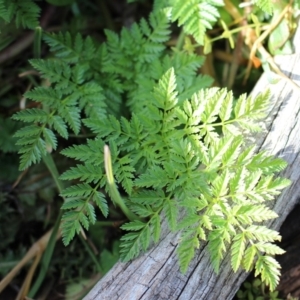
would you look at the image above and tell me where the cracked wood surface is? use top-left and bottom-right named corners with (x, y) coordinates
top-left (84, 33), bottom-right (300, 300)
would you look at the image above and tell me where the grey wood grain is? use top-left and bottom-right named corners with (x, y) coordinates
top-left (84, 27), bottom-right (300, 300)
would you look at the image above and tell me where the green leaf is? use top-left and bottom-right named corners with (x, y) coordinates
top-left (61, 139), bottom-right (105, 164)
top-left (202, 88), bottom-right (227, 124)
top-left (151, 214), bottom-right (161, 243)
top-left (60, 164), bottom-right (102, 184)
top-left (86, 203), bottom-right (96, 224)
top-left (61, 211), bottom-right (82, 245)
top-left (93, 192), bottom-right (108, 217)
top-left (12, 108), bottom-right (48, 123)
top-left (25, 86), bottom-right (61, 105)
top-left (254, 255), bottom-right (281, 291)
top-left (253, 0), bottom-right (274, 14)
top-left (121, 220), bottom-right (147, 231)
top-left (43, 32), bottom-right (96, 63)
top-left (14, 125), bottom-right (41, 139)
top-left (255, 243), bottom-right (285, 255)
top-left (16, 135), bottom-right (47, 170)
top-left (236, 205), bottom-right (278, 224)
top-left (153, 68), bottom-right (178, 111)
top-left (52, 115), bottom-right (68, 139)
top-left (177, 213), bottom-right (201, 230)
top-left (61, 183), bottom-right (94, 198)
top-left (208, 229), bottom-right (228, 273)
top-left (219, 90), bottom-right (233, 122)
top-left (163, 198), bottom-right (177, 231)
top-left (0, 0), bottom-right (40, 28)
top-left (177, 233), bottom-right (199, 273)
top-left (130, 189), bottom-right (165, 206)
top-left (207, 135), bottom-right (234, 169)
top-left (135, 166), bottom-right (168, 188)
top-left (211, 169), bottom-right (230, 198)
top-left (120, 223), bottom-right (151, 261)
top-left (30, 58), bottom-right (71, 84)
top-left (115, 155), bottom-right (135, 195)
top-left (59, 106), bottom-right (81, 135)
top-left (231, 233), bottom-right (246, 272)
top-left (243, 245), bottom-right (257, 272)
top-left (61, 198), bottom-right (85, 210)
top-left (221, 136), bottom-right (243, 167)
top-left (43, 128), bottom-right (57, 150)
top-left (171, 0), bottom-right (222, 45)
top-left (245, 225), bottom-right (282, 242)
top-left (12, 41), bottom-right (288, 293)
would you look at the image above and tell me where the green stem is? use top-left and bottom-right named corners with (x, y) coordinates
top-left (28, 211), bottom-right (62, 298)
top-left (96, 0), bottom-right (115, 31)
top-left (175, 30), bottom-right (186, 50)
top-left (33, 26), bottom-right (42, 59)
top-left (28, 153), bottom-right (64, 298)
top-left (79, 235), bottom-right (103, 273)
top-left (210, 23), bottom-right (268, 43)
top-left (42, 152), bottom-right (64, 194)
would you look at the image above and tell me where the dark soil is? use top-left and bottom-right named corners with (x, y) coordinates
top-left (277, 204), bottom-right (300, 298)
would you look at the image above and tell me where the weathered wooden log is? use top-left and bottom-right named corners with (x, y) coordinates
top-left (84, 30), bottom-right (300, 300)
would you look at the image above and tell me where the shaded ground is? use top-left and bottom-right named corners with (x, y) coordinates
top-left (277, 204), bottom-right (300, 298)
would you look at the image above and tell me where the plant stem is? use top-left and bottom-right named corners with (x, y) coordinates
top-left (33, 26), bottom-right (42, 59)
top-left (28, 210), bottom-right (62, 298)
top-left (96, 0), bottom-right (115, 31)
top-left (79, 235), bottom-right (103, 274)
top-left (42, 152), bottom-right (64, 194)
top-left (28, 153), bottom-right (64, 298)
top-left (176, 30), bottom-right (186, 50)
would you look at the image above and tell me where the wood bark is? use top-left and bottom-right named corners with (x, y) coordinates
top-left (84, 31), bottom-right (300, 300)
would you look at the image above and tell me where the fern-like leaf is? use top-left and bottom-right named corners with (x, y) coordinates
top-left (0, 0), bottom-right (40, 28)
top-left (61, 139), bottom-right (105, 165)
top-left (177, 232), bottom-right (199, 273)
top-left (13, 125), bottom-right (46, 170)
top-left (253, 0), bottom-right (274, 14)
top-left (171, 0), bottom-right (223, 45)
top-left (163, 198), bottom-right (177, 231)
top-left (255, 255), bottom-right (281, 291)
top-left (57, 66), bottom-right (290, 292)
top-left (43, 32), bottom-right (96, 63)
top-left (60, 183), bottom-right (108, 245)
top-left (231, 233), bottom-right (246, 272)
top-left (120, 221), bottom-right (152, 261)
